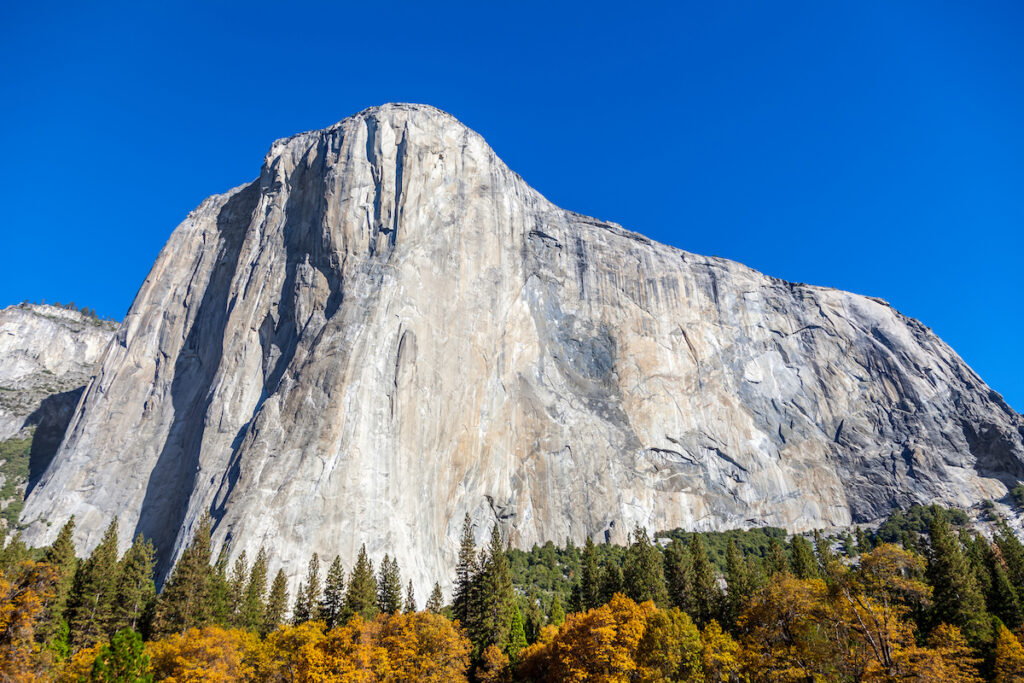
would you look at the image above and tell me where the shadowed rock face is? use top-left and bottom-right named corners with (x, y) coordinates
top-left (19, 103), bottom-right (1024, 593)
top-left (0, 305), bottom-right (116, 445)
top-left (0, 305), bottom-right (116, 526)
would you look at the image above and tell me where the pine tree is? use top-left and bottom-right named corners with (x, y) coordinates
top-left (987, 546), bottom-right (1023, 630)
top-left (453, 513), bottom-right (478, 625)
top-left (790, 535), bottom-right (820, 580)
top-left (151, 513), bottom-right (215, 636)
top-left (765, 536), bottom-right (789, 576)
top-left (724, 537), bottom-right (752, 629)
top-left (112, 534), bottom-right (155, 634)
top-left (856, 526), bottom-right (873, 555)
top-left (813, 530), bottom-right (841, 582)
top-left (39, 516), bottom-right (78, 648)
top-left (506, 605), bottom-right (528, 663)
top-left (426, 583), bottom-right (445, 614)
top-left (226, 550), bottom-right (249, 626)
top-left (961, 529), bottom-right (993, 600)
top-left (599, 562), bottom-right (624, 604)
top-left (294, 553), bottom-right (322, 623)
top-left (90, 628), bottom-right (152, 682)
top-left (471, 525), bottom-right (516, 655)
top-left (263, 569), bottom-right (289, 636)
top-left (579, 536), bottom-right (601, 611)
top-left (623, 524), bottom-right (669, 606)
top-left (664, 537), bottom-right (693, 613)
top-left (926, 506), bottom-right (992, 646)
top-left (68, 518), bottom-right (122, 647)
top-left (548, 593), bottom-right (565, 627)
top-left (376, 554), bottom-right (403, 614)
top-left (345, 544), bottom-right (378, 620)
top-left (404, 580), bottom-right (416, 613)
top-left (321, 555), bottom-right (346, 628)
top-left (0, 532), bottom-right (31, 574)
top-left (523, 589), bottom-right (545, 642)
top-left (995, 520), bottom-right (1024, 597)
top-left (690, 534), bottom-right (722, 627)
top-left (841, 530), bottom-right (858, 558)
top-left (241, 547), bottom-right (268, 630)
top-left (292, 581), bottom-right (309, 624)
top-left (210, 545), bottom-right (231, 626)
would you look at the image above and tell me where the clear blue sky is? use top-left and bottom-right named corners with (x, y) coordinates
top-left (2, 2), bottom-right (1021, 410)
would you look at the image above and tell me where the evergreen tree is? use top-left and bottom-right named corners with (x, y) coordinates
top-left (241, 547), bottom-right (268, 630)
top-left (426, 582), bottom-right (445, 614)
top-left (263, 569), bottom-right (289, 635)
top-left (404, 580), bottom-right (416, 613)
top-left (321, 555), bottom-right (346, 628)
top-left (0, 532), bottom-right (31, 575)
top-left (39, 517), bottom-right (78, 648)
top-left (226, 550), bottom-right (248, 626)
top-left (790, 535), bottom-right (820, 580)
top-left (471, 525), bottom-right (516, 655)
top-left (209, 545), bottom-right (231, 626)
top-left (506, 605), bottom-right (528, 663)
top-left (961, 529), bottom-right (993, 601)
top-left (813, 530), bottom-right (841, 582)
top-left (68, 518), bottom-right (122, 647)
top-left (377, 554), bottom-right (403, 614)
top-left (345, 544), bottom-right (378, 620)
top-left (623, 524), bottom-right (669, 606)
top-left (856, 526), bottom-right (873, 554)
top-left (926, 506), bottom-right (992, 646)
top-left (523, 589), bottom-right (545, 642)
top-left (579, 536), bottom-right (602, 611)
top-left (112, 534), bottom-right (155, 634)
top-left (294, 553), bottom-right (323, 623)
top-left (690, 534), bottom-right (722, 627)
top-left (599, 562), bottom-right (624, 604)
top-left (90, 628), bottom-right (152, 683)
top-left (995, 520), bottom-right (1024, 597)
top-left (841, 530), bottom-right (858, 558)
top-left (151, 513), bottom-right (215, 636)
top-left (292, 582), bottom-right (308, 624)
top-left (664, 538), bottom-right (694, 613)
top-left (452, 513), bottom-right (478, 625)
top-left (548, 593), bottom-right (565, 627)
top-left (765, 536), bottom-right (789, 576)
top-left (987, 546), bottom-right (1023, 630)
top-left (569, 580), bottom-right (583, 614)
top-left (724, 537), bottom-right (752, 630)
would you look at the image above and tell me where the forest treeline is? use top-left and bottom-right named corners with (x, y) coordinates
top-left (3, 505), bottom-right (1024, 681)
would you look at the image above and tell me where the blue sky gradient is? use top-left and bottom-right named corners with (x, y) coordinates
top-left (1, 1), bottom-right (1021, 409)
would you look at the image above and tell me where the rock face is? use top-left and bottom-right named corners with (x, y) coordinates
top-left (20, 104), bottom-right (1024, 594)
top-left (0, 304), bottom-right (116, 524)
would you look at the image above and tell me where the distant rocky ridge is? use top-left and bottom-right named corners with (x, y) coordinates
top-left (0, 304), bottom-right (116, 528)
top-left (15, 103), bottom-right (1024, 597)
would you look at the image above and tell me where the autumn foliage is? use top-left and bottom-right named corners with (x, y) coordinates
top-left (7, 505), bottom-right (1024, 680)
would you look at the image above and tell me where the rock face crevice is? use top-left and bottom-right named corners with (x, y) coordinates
top-left (19, 103), bottom-right (1024, 593)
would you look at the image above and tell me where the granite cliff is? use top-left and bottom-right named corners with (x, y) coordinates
top-left (19, 104), bottom-right (1024, 595)
top-left (0, 304), bottom-right (115, 527)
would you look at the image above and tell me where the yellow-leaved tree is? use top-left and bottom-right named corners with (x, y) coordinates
top-left (146, 625), bottom-right (260, 682)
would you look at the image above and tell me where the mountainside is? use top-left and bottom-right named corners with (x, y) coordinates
top-left (0, 304), bottom-right (116, 528)
top-left (19, 103), bottom-right (1024, 595)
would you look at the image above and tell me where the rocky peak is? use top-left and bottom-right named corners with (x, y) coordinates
top-left (17, 105), bottom-right (1024, 597)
